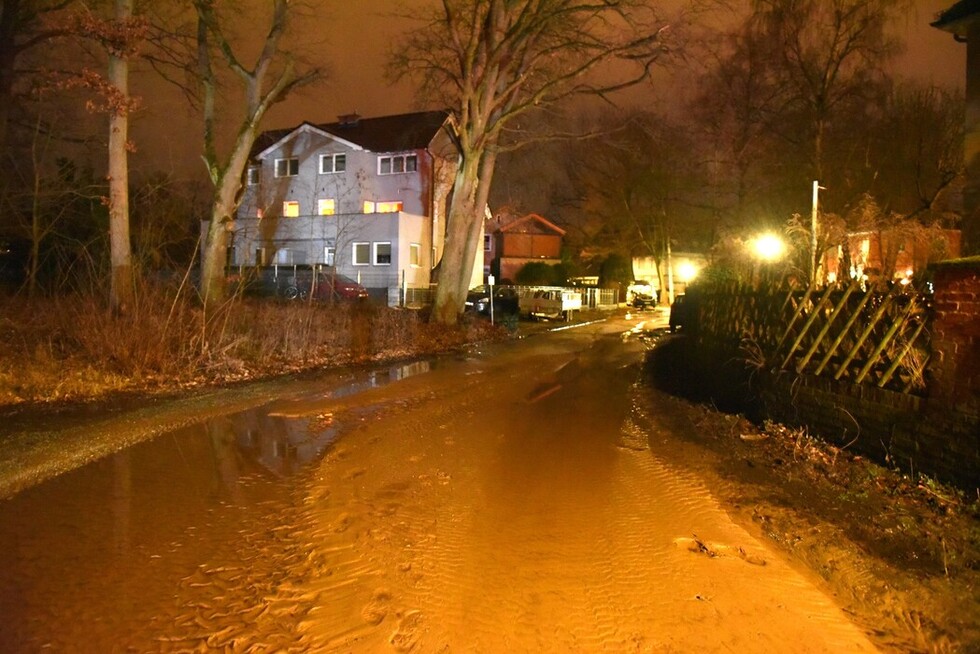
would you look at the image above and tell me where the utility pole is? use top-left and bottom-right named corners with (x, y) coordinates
top-left (811, 180), bottom-right (822, 284)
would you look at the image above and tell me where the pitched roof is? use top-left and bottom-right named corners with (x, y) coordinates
top-left (250, 109), bottom-right (454, 160)
top-left (497, 213), bottom-right (566, 236)
top-left (932, 0), bottom-right (980, 36)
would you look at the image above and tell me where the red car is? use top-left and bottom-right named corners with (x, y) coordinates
top-left (301, 271), bottom-right (369, 302)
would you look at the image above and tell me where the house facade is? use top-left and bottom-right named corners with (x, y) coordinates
top-left (224, 110), bottom-right (481, 303)
top-left (821, 228), bottom-right (962, 284)
top-left (484, 211), bottom-right (565, 282)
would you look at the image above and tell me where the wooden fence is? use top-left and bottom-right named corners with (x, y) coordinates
top-left (693, 280), bottom-right (932, 395)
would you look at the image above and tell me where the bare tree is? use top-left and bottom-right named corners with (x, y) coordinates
top-left (392, 0), bottom-right (672, 325)
top-left (751, 0), bottom-right (907, 182)
top-left (103, 0), bottom-right (141, 312)
top-left (866, 84), bottom-right (964, 222)
top-left (0, 0), bottom-right (75, 151)
top-left (570, 109), bottom-right (710, 300)
top-left (691, 19), bottom-right (790, 227)
top-left (194, 0), bottom-right (318, 307)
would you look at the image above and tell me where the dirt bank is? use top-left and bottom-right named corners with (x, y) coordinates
top-left (641, 342), bottom-right (980, 652)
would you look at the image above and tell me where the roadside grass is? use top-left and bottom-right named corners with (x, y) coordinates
top-left (0, 284), bottom-right (499, 407)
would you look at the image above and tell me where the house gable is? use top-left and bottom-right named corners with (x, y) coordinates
top-left (250, 110), bottom-right (455, 162)
top-left (255, 123), bottom-right (364, 160)
top-left (498, 213), bottom-right (566, 237)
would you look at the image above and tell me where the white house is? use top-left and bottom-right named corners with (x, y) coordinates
top-left (224, 109), bottom-right (482, 304)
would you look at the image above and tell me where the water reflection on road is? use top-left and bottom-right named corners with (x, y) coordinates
top-left (0, 330), bottom-right (878, 653)
top-left (0, 359), bottom-right (432, 652)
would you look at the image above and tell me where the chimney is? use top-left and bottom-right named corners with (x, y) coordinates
top-left (338, 113), bottom-right (361, 127)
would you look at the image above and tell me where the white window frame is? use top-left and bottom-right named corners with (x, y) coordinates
top-left (274, 158), bottom-right (299, 177)
top-left (353, 242), bottom-right (370, 266)
top-left (247, 166), bottom-right (260, 185)
top-left (409, 243), bottom-right (421, 268)
top-left (377, 153), bottom-right (418, 175)
top-left (373, 242), bottom-right (392, 266)
top-left (324, 246), bottom-right (335, 266)
top-left (319, 153), bottom-right (346, 174)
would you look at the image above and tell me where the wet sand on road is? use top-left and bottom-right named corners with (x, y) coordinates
top-left (0, 318), bottom-right (884, 652)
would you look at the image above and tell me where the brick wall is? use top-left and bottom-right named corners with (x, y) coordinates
top-left (929, 260), bottom-right (980, 418)
top-left (763, 260), bottom-right (980, 488)
top-left (763, 375), bottom-right (978, 488)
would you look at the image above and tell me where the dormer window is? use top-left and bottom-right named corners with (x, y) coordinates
top-left (275, 158), bottom-right (299, 177)
top-left (319, 153), bottom-right (346, 174)
top-left (378, 154), bottom-right (418, 175)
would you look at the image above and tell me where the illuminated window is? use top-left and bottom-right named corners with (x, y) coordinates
top-left (363, 201), bottom-right (375, 214)
top-left (274, 158), bottom-right (299, 177)
top-left (247, 166), bottom-right (259, 185)
top-left (378, 154), bottom-right (418, 175)
top-left (373, 242), bottom-right (392, 265)
top-left (353, 242), bottom-right (370, 265)
top-left (410, 243), bottom-right (420, 267)
top-left (283, 201), bottom-right (300, 217)
top-left (318, 199), bottom-right (335, 215)
top-left (256, 208), bottom-right (264, 219)
top-left (319, 153), bottom-right (346, 174)
top-left (376, 201), bottom-right (403, 213)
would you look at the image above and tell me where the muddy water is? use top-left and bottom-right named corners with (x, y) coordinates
top-left (0, 324), bottom-right (880, 652)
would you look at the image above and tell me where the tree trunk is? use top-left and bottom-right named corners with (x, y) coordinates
top-left (431, 152), bottom-right (485, 325)
top-left (200, 169), bottom-right (241, 305)
top-left (107, 0), bottom-right (134, 313)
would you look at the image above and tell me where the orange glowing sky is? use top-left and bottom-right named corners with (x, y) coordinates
top-left (132, 0), bottom-right (967, 180)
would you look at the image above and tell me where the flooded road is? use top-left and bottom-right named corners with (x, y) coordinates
top-left (0, 317), bottom-right (879, 652)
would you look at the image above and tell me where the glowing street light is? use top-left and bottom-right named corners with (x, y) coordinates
top-left (677, 261), bottom-right (699, 283)
top-left (752, 233), bottom-right (786, 262)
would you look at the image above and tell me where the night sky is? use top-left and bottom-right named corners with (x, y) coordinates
top-left (132, 0), bottom-right (966, 181)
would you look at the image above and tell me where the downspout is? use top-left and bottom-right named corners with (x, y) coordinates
top-left (428, 146), bottom-right (436, 272)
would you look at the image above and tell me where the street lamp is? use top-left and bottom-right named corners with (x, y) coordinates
top-left (677, 261), bottom-right (699, 283)
top-left (752, 233), bottom-right (786, 262)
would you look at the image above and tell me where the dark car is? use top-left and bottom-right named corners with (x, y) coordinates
top-left (669, 293), bottom-right (694, 333)
top-left (229, 268), bottom-right (368, 302)
top-left (465, 285), bottom-right (520, 317)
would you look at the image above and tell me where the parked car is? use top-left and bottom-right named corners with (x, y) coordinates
top-left (465, 285), bottom-right (520, 317)
top-left (228, 268), bottom-right (368, 302)
top-left (304, 271), bottom-right (369, 302)
top-left (519, 289), bottom-right (583, 320)
top-left (630, 291), bottom-right (659, 310)
top-left (669, 293), bottom-right (694, 333)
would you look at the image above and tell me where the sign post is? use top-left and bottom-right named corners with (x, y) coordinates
top-left (488, 274), bottom-right (495, 325)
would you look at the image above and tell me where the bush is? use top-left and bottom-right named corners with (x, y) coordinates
top-left (0, 282), bottom-right (494, 406)
top-left (515, 261), bottom-right (558, 285)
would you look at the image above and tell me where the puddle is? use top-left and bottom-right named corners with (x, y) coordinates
top-left (0, 358), bottom-right (435, 652)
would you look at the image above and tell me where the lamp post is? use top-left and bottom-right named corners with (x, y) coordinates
top-left (811, 180), bottom-right (825, 284)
